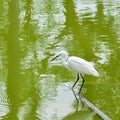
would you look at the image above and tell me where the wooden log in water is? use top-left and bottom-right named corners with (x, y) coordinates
top-left (65, 83), bottom-right (111, 120)
top-left (79, 95), bottom-right (112, 120)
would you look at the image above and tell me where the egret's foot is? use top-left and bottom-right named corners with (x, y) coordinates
top-left (76, 92), bottom-right (81, 96)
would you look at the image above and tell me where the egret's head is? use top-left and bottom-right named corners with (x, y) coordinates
top-left (50, 50), bottom-right (68, 62)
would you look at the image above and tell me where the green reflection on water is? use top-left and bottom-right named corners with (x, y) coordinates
top-left (0, 0), bottom-right (120, 120)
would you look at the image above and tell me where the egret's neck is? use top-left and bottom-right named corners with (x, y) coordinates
top-left (61, 56), bottom-right (68, 69)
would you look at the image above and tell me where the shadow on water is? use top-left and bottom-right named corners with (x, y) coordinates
top-left (2, 0), bottom-right (40, 120)
top-left (4, 0), bottom-right (21, 119)
top-left (57, 0), bottom-right (95, 60)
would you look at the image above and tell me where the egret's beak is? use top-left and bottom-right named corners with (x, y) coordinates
top-left (50, 54), bottom-right (61, 62)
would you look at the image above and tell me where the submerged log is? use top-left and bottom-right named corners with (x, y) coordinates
top-left (79, 95), bottom-right (112, 120)
top-left (65, 83), bottom-right (111, 120)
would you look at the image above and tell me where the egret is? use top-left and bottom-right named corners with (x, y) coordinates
top-left (50, 50), bottom-right (99, 95)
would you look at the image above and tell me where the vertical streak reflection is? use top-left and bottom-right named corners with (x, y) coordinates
top-left (5, 0), bottom-right (21, 119)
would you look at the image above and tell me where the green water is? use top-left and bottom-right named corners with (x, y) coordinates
top-left (0, 0), bottom-right (120, 120)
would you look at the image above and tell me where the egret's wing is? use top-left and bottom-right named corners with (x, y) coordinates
top-left (68, 56), bottom-right (93, 68)
top-left (67, 56), bottom-right (99, 76)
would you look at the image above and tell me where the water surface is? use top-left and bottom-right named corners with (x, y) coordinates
top-left (0, 0), bottom-right (120, 120)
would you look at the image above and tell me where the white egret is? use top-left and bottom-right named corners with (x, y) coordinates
top-left (50, 50), bottom-right (99, 95)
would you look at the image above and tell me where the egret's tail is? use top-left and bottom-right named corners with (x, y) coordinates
top-left (90, 67), bottom-right (99, 77)
top-left (92, 69), bottom-right (99, 77)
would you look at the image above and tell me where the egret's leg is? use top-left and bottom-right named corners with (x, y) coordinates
top-left (72, 73), bottom-right (79, 89)
top-left (78, 74), bottom-right (85, 95)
